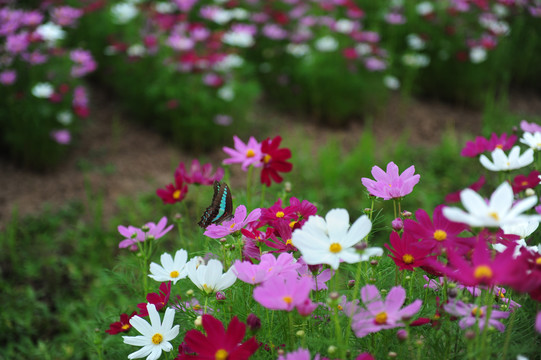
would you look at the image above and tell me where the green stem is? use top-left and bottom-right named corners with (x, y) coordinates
top-left (246, 165), bottom-right (254, 207)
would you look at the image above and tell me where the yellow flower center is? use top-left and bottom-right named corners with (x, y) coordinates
top-left (173, 189), bottom-right (181, 199)
top-left (375, 312), bottom-right (388, 324)
top-left (402, 254), bottom-right (414, 264)
top-left (203, 284), bottom-right (212, 293)
top-left (215, 349), bottom-right (229, 360)
top-left (229, 223), bottom-right (236, 229)
top-left (121, 324), bottom-right (130, 330)
top-left (471, 307), bottom-right (484, 317)
top-left (276, 211), bottom-right (285, 218)
top-left (522, 180), bottom-right (529, 186)
top-left (246, 149), bottom-right (256, 158)
top-left (337, 305), bottom-right (343, 311)
top-left (193, 304), bottom-right (201, 310)
top-left (263, 154), bottom-right (272, 163)
top-left (535, 257), bottom-right (541, 265)
top-left (170, 270), bottom-right (179, 278)
top-left (498, 291), bottom-right (505, 299)
top-left (283, 296), bottom-right (293, 304)
top-left (285, 239), bottom-right (292, 245)
top-left (329, 243), bottom-right (342, 253)
top-left (433, 229), bottom-right (447, 241)
top-left (474, 265), bottom-right (493, 280)
top-left (488, 212), bottom-right (499, 221)
top-left (496, 144), bottom-right (503, 149)
top-left (289, 221), bottom-right (297, 228)
top-left (152, 333), bottom-right (163, 344)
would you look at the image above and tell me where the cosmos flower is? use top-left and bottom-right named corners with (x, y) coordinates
top-left (385, 231), bottom-right (432, 271)
top-left (291, 209), bottom-right (376, 270)
top-left (351, 285), bottom-right (422, 338)
top-left (520, 132), bottom-right (541, 151)
top-left (177, 159), bottom-right (224, 185)
top-left (253, 272), bottom-right (312, 312)
top-left (137, 282), bottom-right (171, 316)
top-left (479, 146), bottom-right (534, 171)
top-left (361, 162), bottom-right (420, 200)
top-left (204, 205), bottom-right (261, 239)
top-left (511, 170), bottom-right (540, 194)
top-left (260, 136), bottom-right (293, 187)
top-left (123, 304), bottom-right (179, 360)
top-left (156, 170), bottom-right (189, 204)
top-left (148, 249), bottom-right (189, 284)
top-left (222, 135), bottom-right (262, 171)
top-left (186, 258), bottom-right (236, 295)
top-left (443, 300), bottom-right (509, 332)
top-left (106, 311), bottom-right (137, 335)
top-left (178, 315), bottom-right (259, 360)
top-left (233, 252), bottom-right (300, 285)
top-left (442, 182), bottom-right (541, 228)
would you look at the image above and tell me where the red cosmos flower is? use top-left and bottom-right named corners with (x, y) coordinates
top-left (512, 170), bottom-right (540, 194)
top-left (260, 136), bottom-right (293, 187)
top-left (137, 282), bottom-right (171, 316)
top-left (404, 205), bottom-right (469, 254)
top-left (504, 248), bottom-right (541, 301)
top-left (105, 311), bottom-right (137, 334)
top-left (258, 198), bottom-right (297, 227)
top-left (178, 315), bottom-right (259, 360)
top-left (385, 231), bottom-right (432, 271)
top-left (157, 169), bottom-right (189, 204)
top-left (177, 159), bottom-right (224, 185)
top-left (263, 219), bottom-right (297, 253)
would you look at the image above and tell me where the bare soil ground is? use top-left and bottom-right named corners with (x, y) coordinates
top-left (1, 88), bottom-right (540, 225)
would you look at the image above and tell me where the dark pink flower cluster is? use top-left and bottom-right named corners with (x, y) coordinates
top-left (156, 159), bottom-right (224, 204)
top-left (460, 133), bottom-right (517, 157)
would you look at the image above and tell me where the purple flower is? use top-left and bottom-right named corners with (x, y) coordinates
top-left (222, 135), bottom-right (262, 171)
top-left (51, 6), bottom-right (83, 27)
top-left (521, 120), bottom-right (541, 133)
top-left (204, 205), bottom-right (261, 238)
top-left (0, 70), bottom-right (16, 85)
top-left (253, 272), bottom-right (312, 312)
top-left (536, 311), bottom-right (541, 334)
top-left (364, 57), bottom-right (387, 71)
top-left (70, 49), bottom-right (97, 78)
top-left (6, 31), bottom-right (29, 54)
top-left (361, 162), bottom-right (420, 200)
top-left (176, 159), bottom-right (224, 185)
top-left (443, 300), bottom-right (509, 332)
top-left (351, 285), bottom-right (422, 338)
top-left (278, 348), bottom-right (311, 360)
top-left (118, 217), bottom-right (173, 251)
top-left (233, 252), bottom-right (300, 285)
top-left (50, 129), bottom-right (71, 145)
top-left (297, 257), bottom-right (333, 291)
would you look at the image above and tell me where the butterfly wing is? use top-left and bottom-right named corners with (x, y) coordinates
top-left (198, 181), bottom-right (233, 228)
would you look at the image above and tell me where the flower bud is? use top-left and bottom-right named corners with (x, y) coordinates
top-left (525, 188), bottom-right (535, 196)
top-left (388, 351), bottom-right (397, 358)
top-left (465, 330), bottom-right (475, 340)
top-left (216, 292), bottom-right (226, 301)
top-left (370, 259), bottom-right (379, 266)
top-left (295, 330), bottom-right (305, 337)
top-left (368, 277), bottom-right (377, 284)
top-left (141, 225), bottom-right (150, 233)
top-left (284, 181), bottom-right (292, 192)
top-left (186, 289), bottom-right (194, 296)
top-left (405, 275), bottom-right (411, 281)
top-left (397, 329), bottom-right (408, 342)
top-left (347, 280), bottom-right (356, 288)
top-left (415, 336), bottom-right (424, 346)
top-left (174, 213), bottom-right (183, 221)
top-left (276, 349), bottom-right (285, 356)
top-left (447, 288), bottom-right (458, 299)
top-left (380, 289), bottom-right (388, 295)
top-left (327, 345), bottom-right (337, 355)
top-left (355, 242), bottom-right (368, 251)
top-left (194, 316), bottom-right (203, 327)
top-left (246, 313), bottom-right (261, 332)
top-left (391, 217), bottom-right (404, 231)
top-left (219, 238), bottom-right (227, 243)
top-left (329, 292), bottom-right (340, 301)
top-left (401, 210), bottom-right (412, 218)
top-left (363, 208), bottom-right (372, 215)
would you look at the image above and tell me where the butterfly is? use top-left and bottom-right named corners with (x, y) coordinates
top-left (198, 180), bottom-right (233, 228)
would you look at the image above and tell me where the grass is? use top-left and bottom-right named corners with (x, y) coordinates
top-left (1, 97), bottom-right (541, 359)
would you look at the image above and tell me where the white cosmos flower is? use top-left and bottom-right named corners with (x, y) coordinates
top-left (123, 304), bottom-right (179, 360)
top-left (502, 220), bottom-right (539, 239)
top-left (186, 258), bottom-right (236, 294)
top-left (111, 3), bottom-right (139, 24)
top-left (222, 31), bottom-right (254, 47)
top-left (520, 132), bottom-right (541, 151)
top-left (31, 82), bottom-right (54, 98)
top-left (470, 46), bottom-right (487, 63)
top-left (291, 209), bottom-right (381, 270)
top-left (149, 249), bottom-right (188, 284)
top-left (36, 22), bottom-right (65, 43)
top-left (442, 182), bottom-right (541, 228)
top-left (479, 146), bottom-right (534, 171)
top-left (315, 36), bottom-right (338, 52)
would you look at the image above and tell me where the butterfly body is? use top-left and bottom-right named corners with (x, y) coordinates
top-left (198, 181), bottom-right (233, 228)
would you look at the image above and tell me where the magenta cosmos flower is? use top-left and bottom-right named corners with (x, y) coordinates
top-left (404, 205), bottom-right (469, 254)
top-left (351, 285), bottom-right (422, 338)
top-left (253, 272), bottom-right (312, 312)
top-left (222, 135), bottom-right (262, 171)
top-left (178, 315), bottom-right (259, 360)
top-left (385, 231), bottom-right (433, 271)
top-left (461, 133), bottom-right (517, 157)
top-left (156, 169), bottom-right (189, 204)
top-left (233, 252), bottom-right (300, 285)
top-left (443, 300), bottom-right (509, 332)
top-left (177, 159), bottom-right (224, 185)
top-left (204, 205), bottom-right (261, 238)
top-left (361, 162), bottom-right (420, 200)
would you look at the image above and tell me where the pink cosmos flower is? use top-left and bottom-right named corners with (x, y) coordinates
top-left (204, 205), bottom-right (261, 238)
top-left (443, 300), bottom-right (509, 332)
top-left (521, 120), bottom-right (541, 133)
top-left (361, 162), bottom-right (420, 200)
top-left (51, 6), bottom-right (83, 27)
top-left (50, 129), bottom-right (71, 145)
top-left (253, 273), bottom-right (312, 312)
top-left (0, 70), bottom-right (16, 85)
top-left (70, 49), bottom-right (97, 78)
top-left (222, 135), bottom-right (262, 171)
top-left (351, 285), bottom-right (422, 338)
top-left (404, 205), bottom-right (469, 254)
top-left (536, 311), bottom-right (541, 334)
top-left (461, 133), bottom-right (517, 157)
top-left (233, 252), bottom-right (300, 285)
top-left (461, 136), bottom-right (489, 157)
top-left (278, 348), bottom-right (311, 360)
top-left (296, 257), bottom-right (333, 291)
top-left (176, 159), bottom-right (224, 185)
top-left (118, 217), bottom-right (173, 250)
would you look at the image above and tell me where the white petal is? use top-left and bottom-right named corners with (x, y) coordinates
top-left (129, 315), bottom-right (153, 336)
top-left (479, 154), bottom-right (497, 171)
top-left (123, 335), bottom-right (151, 347)
top-left (326, 209), bottom-right (350, 243)
top-left (342, 215), bottom-right (372, 247)
top-left (489, 182), bottom-right (513, 216)
top-left (460, 189), bottom-right (488, 214)
top-left (127, 345), bottom-right (154, 359)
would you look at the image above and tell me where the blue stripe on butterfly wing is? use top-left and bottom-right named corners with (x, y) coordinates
top-left (212, 188), bottom-right (228, 221)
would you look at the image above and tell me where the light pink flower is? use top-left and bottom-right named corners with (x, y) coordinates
top-left (351, 285), bottom-right (422, 338)
top-left (50, 129), bottom-right (71, 145)
top-left (536, 311), bottom-right (541, 334)
top-left (521, 120), bottom-right (541, 133)
top-left (204, 205), bottom-right (261, 238)
top-left (118, 217), bottom-right (173, 250)
top-left (233, 252), bottom-right (300, 285)
top-left (253, 272), bottom-right (312, 312)
top-left (443, 300), bottom-right (509, 332)
top-left (222, 135), bottom-right (262, 171)
top-left (361, 162), bottom-right (420, 200)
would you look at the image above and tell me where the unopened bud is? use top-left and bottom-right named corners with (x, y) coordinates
top-left (230, 244), bottom-right (236, 251)
top-left (401, 210), bottom-right (412, 218)
top-left (186, 289), bottom-right (194, 296)
top-left (447, 288), bottom-right (458, 299)
top-left (174, 213), bottom-right (183, 221)
top-left (219, 238), bottom-right (227, 243)
top-left (355, 242), bottom-right (368, 251)
top-left (525, 188), bottom-right (535, 196)
top-left (277, 349), bottom-right (285, 356)
top-left (329, 292), bottom-right (340, 301)
top-left (397, 329), bottom-right (408, 342)
top-left (327, 345), bottom-right (337, 354)
top-left (465, 330), bottom-right (475, 340)
top-left (246, 313), bottom-right (261, 332)
top-left (370, 259), bottom-right (378, 266)
top-left (380, 289), bottom-right (388, 295)
top-left (388, 351), bottom-right (397, 358)
top-left (368, 277), bottom-right (377, 284)
top-left (391, 217), bottom-right (404, 231)
top-left (216, 292), bottom-right (226, 301)
top-left (284, 182), bottom-right (292, 192)
top-left (295, 330), bottom-right (305, 337)
top-left (146, 235), bottom-right (155, 241)
top-left (141, 225), bottom-right (150, 233)
top-left (348, 280), bottom-right (356, 288)
top-left (405, 275), bottom-right (411, 281)
top-left (415, 336), bottom-right (424, 346)
top-left (194, 316), bottom-right (203, 327)
top-left (363, 208), bottom-right (372, 215)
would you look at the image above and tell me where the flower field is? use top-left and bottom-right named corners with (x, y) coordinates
top-left (2, 1), bottom-right (541, 360)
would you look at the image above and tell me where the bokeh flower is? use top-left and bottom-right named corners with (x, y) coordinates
top-left (443, 300), bottom-right (509, 332)
top-left (156, 169), bottom-right (189, 204)
top-left (260, 135), bottom-right (293, 187)
top-left (253, 272), bottom-right (312, 312)
top-left (176, 159), bottom-right (224, 185)
top-left (222, 135), bottom-right (262, 171)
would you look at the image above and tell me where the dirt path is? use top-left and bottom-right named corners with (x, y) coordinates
top-left (1, 87), bottom-right (539, 225)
